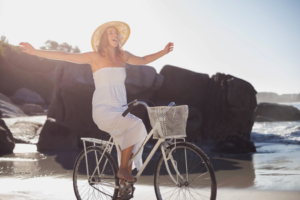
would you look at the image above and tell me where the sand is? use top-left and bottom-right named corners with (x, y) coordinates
top-left (1, 143), bottom-right (300, 199)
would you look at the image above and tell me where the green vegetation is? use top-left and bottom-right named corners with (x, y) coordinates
top-left (40, 40), bottom-right (81, 53)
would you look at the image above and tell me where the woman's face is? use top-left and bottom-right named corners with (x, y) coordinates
top-left (106, 27), bottom-right (119, 48)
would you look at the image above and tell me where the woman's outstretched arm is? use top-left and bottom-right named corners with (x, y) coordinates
top-left (19, 42), bottom-right (97, 64)
top-left (124, 42), bottom-right (174, 65)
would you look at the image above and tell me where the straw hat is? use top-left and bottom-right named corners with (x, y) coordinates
top-left (91, 21), bottom-right (130, 52)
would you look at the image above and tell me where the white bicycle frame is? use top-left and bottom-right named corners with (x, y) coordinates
top-left (80, 101), bottom-right (189, 190)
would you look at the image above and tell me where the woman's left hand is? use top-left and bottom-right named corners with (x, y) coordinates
top-left (163, 42), bottom-right (174, 54)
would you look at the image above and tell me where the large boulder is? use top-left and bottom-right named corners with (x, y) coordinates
top-left (0, 111), bottom-right (15, 153)
top-left (153, 66), bottom-right (257, 153)
top-left (37, 119), bottom-right (78, 151)
top-left (201, 73), bottom-right (257, 153)
top-left (125, 64), bottom-right (164, 129)
top-left (202, 73), bottom-right (257, 141)
top-left (10, 87), bottom-right (46, 105)
top-left (21, 104), bottom-right (45, 115)
top-left (254, 102), bottom-right (300, 122)
top-left (38, 63), bottom-right (162, 150)
top-left (153, 65), bottom-right (210, 110)
top-left (125, 64), bottom-right (164, 97)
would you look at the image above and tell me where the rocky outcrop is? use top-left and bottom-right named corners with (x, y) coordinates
top-left (38, 63), bottom-right (257, 153)
top-left (21, 104), bottom-right (45, 115)
top-left (152, 66), bottom-right (257, 153)
top-left (153, 65), bottom-right (210, 110)
top-left (10, 87), bottom-right (46, 105)
top-left (37, 118), bottom-right (78, 151)
top-left (201, 73), bottom-right (257, 143)
top-left (254, 102), bottom-right (300, 122)
top-left (256, 92), bottom-right (300, 103)
top-left (37, 63), bottom-right (163, 150)
top-left (0, 110), bottom-right (15, 153)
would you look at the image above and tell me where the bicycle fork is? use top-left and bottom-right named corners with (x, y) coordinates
top-left (161, 140), bottom-right (189, 186)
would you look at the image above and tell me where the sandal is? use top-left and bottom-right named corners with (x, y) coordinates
top-left (117, 179), bottom-right (135, 200)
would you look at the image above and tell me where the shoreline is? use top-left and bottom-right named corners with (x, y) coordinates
top-left (1, 143), bottom-right (300, 199)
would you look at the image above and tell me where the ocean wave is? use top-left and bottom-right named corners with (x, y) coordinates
top-left (251, 121), bottom-right (300, 144)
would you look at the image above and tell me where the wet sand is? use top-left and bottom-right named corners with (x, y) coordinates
top-left (1, 143), bottom-right (300, 199)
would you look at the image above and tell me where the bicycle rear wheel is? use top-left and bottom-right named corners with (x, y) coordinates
top-left (154, 142), bottom-right (217, 200)
top-left (73, 146), bottom-right (119, 200)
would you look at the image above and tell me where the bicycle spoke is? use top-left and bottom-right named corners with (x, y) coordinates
top-left (154, 143), bottom-right (216, 200)
top-left (73, 147), bottom-right (118, 200)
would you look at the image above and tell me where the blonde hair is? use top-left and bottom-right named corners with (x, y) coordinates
top-left (97, 26), bottom-right (125, 66)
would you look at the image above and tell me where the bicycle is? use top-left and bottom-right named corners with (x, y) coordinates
top-left (73, 100), bottom-right (217, 200)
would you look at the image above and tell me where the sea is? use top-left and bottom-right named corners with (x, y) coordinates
top-left (2, 102), bottom-right (300, 151)
top-left (251, 102), bottom-right (300, 153)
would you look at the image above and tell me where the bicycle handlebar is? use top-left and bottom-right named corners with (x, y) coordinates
top-left (121, 100), bottom-right (176, 117)
top-left (121, 99), bottom-right (149, 117)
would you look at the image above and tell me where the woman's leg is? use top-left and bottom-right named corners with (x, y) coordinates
top-left (117, 145), bottom-right (135, 182)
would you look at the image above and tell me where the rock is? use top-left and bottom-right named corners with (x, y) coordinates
top-left (256, 92), bottom-right (279, 103)
top-left (0, 117), bottom-right (14, 142)
top-left (0, 117), bottom-right (15, 153)
top-left (37, 119), bottom-right (78, 151)
top-left (9, 121), bottom-right (43, 144)
top-left (21, 104), bottom-right (45, 115)
top-left (37, 63), bottom-right (109, 150)
top-left (125, 64), bottom-right (164, 128)
top-left (10, 87), bottom-right (46, 105)
top-left (256, 92), bottom-right (300, 103)
top-left (254, 102), bottom-right (300, 121)
top-left (186, 106), bottom-right (202, 142)
top-left (201, 73), bottom-right (257, 144)
top-left (296, 94), bottom-right (300, 102)
top-left (215, 135), bottom-right (256, 154)
top-left (0, 93), bottom-right (13, 104)
top-left (125, 64), bottom-right (164, 96)
top-left (153, 65), bottom-right (210, 110)
top-left (38, 63), bottom-right (162, 150)
top-left (255, 116), bottom-right (275, 122)
top-left (0, 127), bottom-right (15, 153)
top-left (0, 99), bottom-right (26, 118)
top-left (38, 62), bottom-right (257, 153)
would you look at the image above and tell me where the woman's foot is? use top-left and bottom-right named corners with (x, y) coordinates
top-left (117, 168), bottom-right (135, 182)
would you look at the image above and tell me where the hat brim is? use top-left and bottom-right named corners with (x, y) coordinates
top-left (91, 21), bottom-right (130, 52)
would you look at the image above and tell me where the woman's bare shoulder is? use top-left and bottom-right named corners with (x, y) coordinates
top-left (123, 50), bottom-right (130, 61)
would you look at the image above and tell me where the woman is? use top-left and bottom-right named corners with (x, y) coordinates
top-left (19, 21), bottom-right (173, 184)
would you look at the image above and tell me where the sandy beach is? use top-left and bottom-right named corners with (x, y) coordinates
top-left (1, 142), bottom-right (300, 200)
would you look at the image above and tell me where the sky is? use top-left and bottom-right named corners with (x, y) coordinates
top-left (0, 0), bottom-right (299, 95)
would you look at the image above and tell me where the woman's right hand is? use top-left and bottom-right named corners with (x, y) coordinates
top-left (19, 42), bottom-right (36, 55)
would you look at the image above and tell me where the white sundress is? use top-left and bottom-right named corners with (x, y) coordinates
top-left (92, 67), bottom-right (147, 171)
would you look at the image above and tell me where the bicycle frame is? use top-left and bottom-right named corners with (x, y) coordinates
top-left (81, 123), bottom-right (188, 190)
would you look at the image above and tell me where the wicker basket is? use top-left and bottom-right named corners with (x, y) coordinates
top-left (147, 105), bottom-right (188, 139)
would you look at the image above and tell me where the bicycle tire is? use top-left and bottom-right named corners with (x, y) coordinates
top-left (154, 142), bottom-right (217, 200)
top-left (73, 146), bottom-right (119, 200)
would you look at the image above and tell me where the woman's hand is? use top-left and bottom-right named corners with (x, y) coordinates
top-left (19, 42), bottom-right (36, 55)
top-left (163, 42), bottom-right (174, 55)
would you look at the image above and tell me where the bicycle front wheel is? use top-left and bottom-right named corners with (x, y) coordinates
top-left (154, 142), bottom-right (217, 200)
top-left (73, 146), bottom-right (119, 200)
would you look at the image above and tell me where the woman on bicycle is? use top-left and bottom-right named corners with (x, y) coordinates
top-left (19, 21), bottom-right (173, 184)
